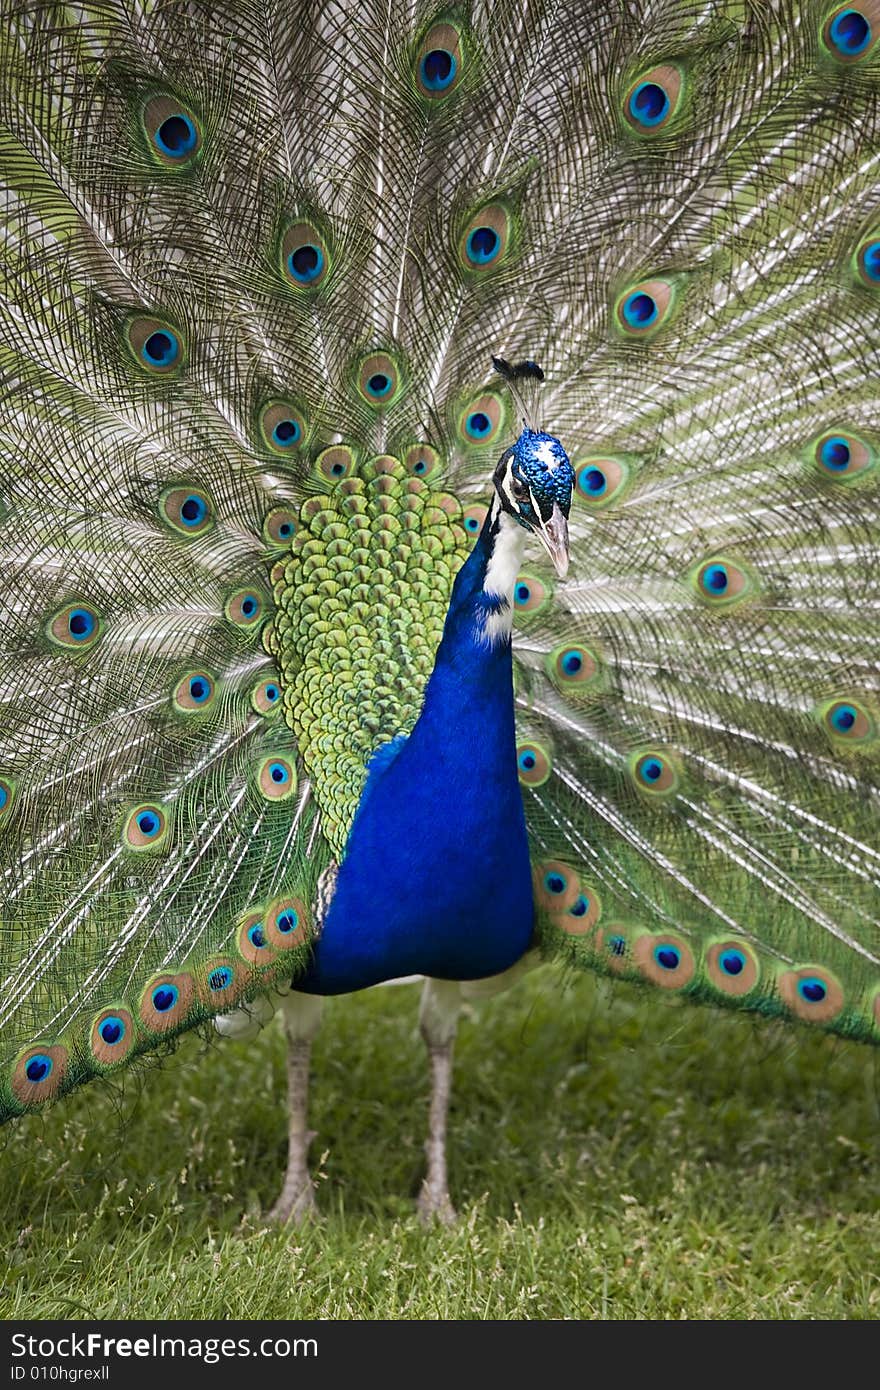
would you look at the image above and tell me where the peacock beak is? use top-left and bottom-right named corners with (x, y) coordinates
top-left (537, 503), bottom-right (570, 579)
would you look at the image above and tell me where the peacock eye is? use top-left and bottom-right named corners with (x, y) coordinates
top-left (511, 477), bottom-right (529, 501)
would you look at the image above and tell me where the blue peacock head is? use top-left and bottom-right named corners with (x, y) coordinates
top-left (492, 427), bottom-right (574, 578)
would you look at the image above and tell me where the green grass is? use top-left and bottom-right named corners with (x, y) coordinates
top-left (1, 969), bottom-right (878, 1320)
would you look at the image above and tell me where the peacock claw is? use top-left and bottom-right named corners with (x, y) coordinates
top-left (416, 1184), bottom-right (457, 1226)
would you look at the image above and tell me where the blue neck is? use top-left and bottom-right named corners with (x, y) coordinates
top-left (298, 511), bottom-right (535, 994)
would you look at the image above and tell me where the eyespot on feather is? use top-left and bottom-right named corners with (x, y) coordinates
top-left (458, 393), bottom-right (504, 446)
top-left (516, 741), bottom-right (551, 787)
top-left (594, 924), bottom-right (636, 974)
top-left (822, 4), bottom-right (879, 62)
top-left (810, 429), bottom-right (876, 481)
top-left (816, 697), bottom-right (876, 745)
top-left (691, 555), bottom-right (756, 607)
top-left (138, 972), bottom-right (194, 1033)
top-left (280, 222), bottom-right (329, 289)
top-left (256, 755), bottom-right (298, 801)
top-left (459, 205), bottom-right (510, 273)
top-left (0, 777), bottom-right (15, 823)
top-left (356, 353), bottom-right (402, 408)
top-left (633, 932), bottom-right (695, 989)
top-left (854, 231), bottom-right (880, 285)
top-left (415, 20), bottom-right (465, 99)
top-left (251, 677), bottom-right (282, 716)
top-left (316, 445), bottom-right (357, 482)
top-left (236, 910), bottom-right (279, 966)
top-left (614, 279), bottom-right (677, 338)
top-left (197, 957), bottom-right (247, 1010)
top-left (461, 503), bottom-right (488, 540)
top-left (47, 603), bottom-right (102, 650)
top-left (512, 572), bottom-right (552, 617)
top-left (123, 803), bottom-right (170, 851)
top-left (259, 401), bottom-right (307, 455)
top-left (533, 860), bottom-right (581, 913)
top-left (629, 749), bottom-right (680, 797)
top-left (172, 670), bottom-right (216, 714)
top-left (126, 316), bottom-right (185, 374)
top-left (90, 1007), bottom-right (136, 1067)
top-left (11, 1044), bottom-right (69, 1105)
top-left (263, 507), bottom-right (298, 547)
top-left (624, 64), bottom-right (683, 132)
top-left (265, 896), bottom-right (308, 950)
top-left (159, 486), bottom-right (214, 536)
top-left (778, 966), bottom-right (844, 1023)
top-left (142, 95), bottom-right (202, 165)
top-left (547, 642), bottom-right (601, 694)
top-left (225, 589), bottom-right (266, 629)
top-left (705, 940), bottom-right (761, 997)
top-left (575, 456), bottom-right (631, 508)
top-left (552, 886), bottom-right (602, 936)
top-left (404, 444), bottom-right (442, 480)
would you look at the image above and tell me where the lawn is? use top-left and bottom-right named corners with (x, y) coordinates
top-left (1, 968), bottom-right (878, 1320)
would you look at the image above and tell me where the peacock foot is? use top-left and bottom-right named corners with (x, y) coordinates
top-left (267, 1180), bottom-right (319, 1226)
top-left (416, 1181), bottom-right (457, 1226)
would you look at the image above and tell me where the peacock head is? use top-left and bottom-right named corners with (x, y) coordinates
top-left (493, 428), bottom-right (574, 578)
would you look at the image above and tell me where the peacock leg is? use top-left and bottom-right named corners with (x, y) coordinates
top-left (268, 991), bottom-right (324, 1225)
top-left (417, 977), bottom-right (462, 1225)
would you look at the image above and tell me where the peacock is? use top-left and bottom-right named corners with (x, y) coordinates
top-left (1, 0), bottom-right (878, 1227)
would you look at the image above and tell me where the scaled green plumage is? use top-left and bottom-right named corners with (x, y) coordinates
top-left (0, 0), bottom-right (878, 1126)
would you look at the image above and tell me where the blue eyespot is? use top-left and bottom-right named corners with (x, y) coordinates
top-left (638, 757), bottom-right (663, 784)
top-left (466, 411), bottom-right (491, 439)
top-left (628, 81), bottom-right (670, 128)
top-left (702, 563), bottom-right (729, 594)
top-left (271, 418), bottom-right (301, 448)
top-left (543, 872), bottom-right (566, 896)
top-left (0, 784), bottom-right (7, 812)
top-left (276, 910), bottom-right (298, 934)
top-left (420, 48), bottom-right (457, 91)
top-left (367, 373), bottom-right (392, 398)
top-left (514, 582), bottom-right (531, 606)
top-left (179, 494), bottom-right (208, 528)
top-left (247, 923), bottom-right (267, 949)
top-left (268, 761), bottom-right (289, 786)
top-left (208, 966), bottom-right (233, 992)
top-left (99, 1016), bottom-right (125, 1046)
top-left (719, 949), bottom-right (746, 977)
top-left (828, 9), bottom-right (871, 56)
top-left (287, 243), bottom-right (325, 285)
top-left (861, 239), bottom-right (880, 281)
top-left (265, 684), bottom-right (279, 703)
top-left (518, 750), bottom-right (537, 773)
top-left (155, 113), bottom-right (197, 158)
top-left (621, 291), bottom-right (658, 329)
top-left (798, 977), bottom-right (827, 1004)
top-left (188, 676), bottom-right (210, 703)
top-left (151, 984), bottom-right (179, 1013)
top-left (142, 330), bottom-right (179, 368)
top-left (137, 810), bottom-right (161, 838)
top-left (819, 436), bottom-right (852, 471)
top-left (68, 608), bottom-right (96, 642)
top-left (830, 702), bottom-right (858, 732)
top-left (561, 650), bottom-right (583, 676)
top-left (654, 943), bottom-right (681, 971)
top-left (25, 1053), bottom-right (53, 1083)
top-left (466, 226), bottom-right (500, 266)
top-left (579, 466), bottom-right (607, 497)
top-left (464, 515), bottom-right (480, 533)
top-left (608, 934), bottom-right (626, 957)
top-left (569, 895), bottom-right (589, 918)
top-left (241, 596), bottom-right (257, 618)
